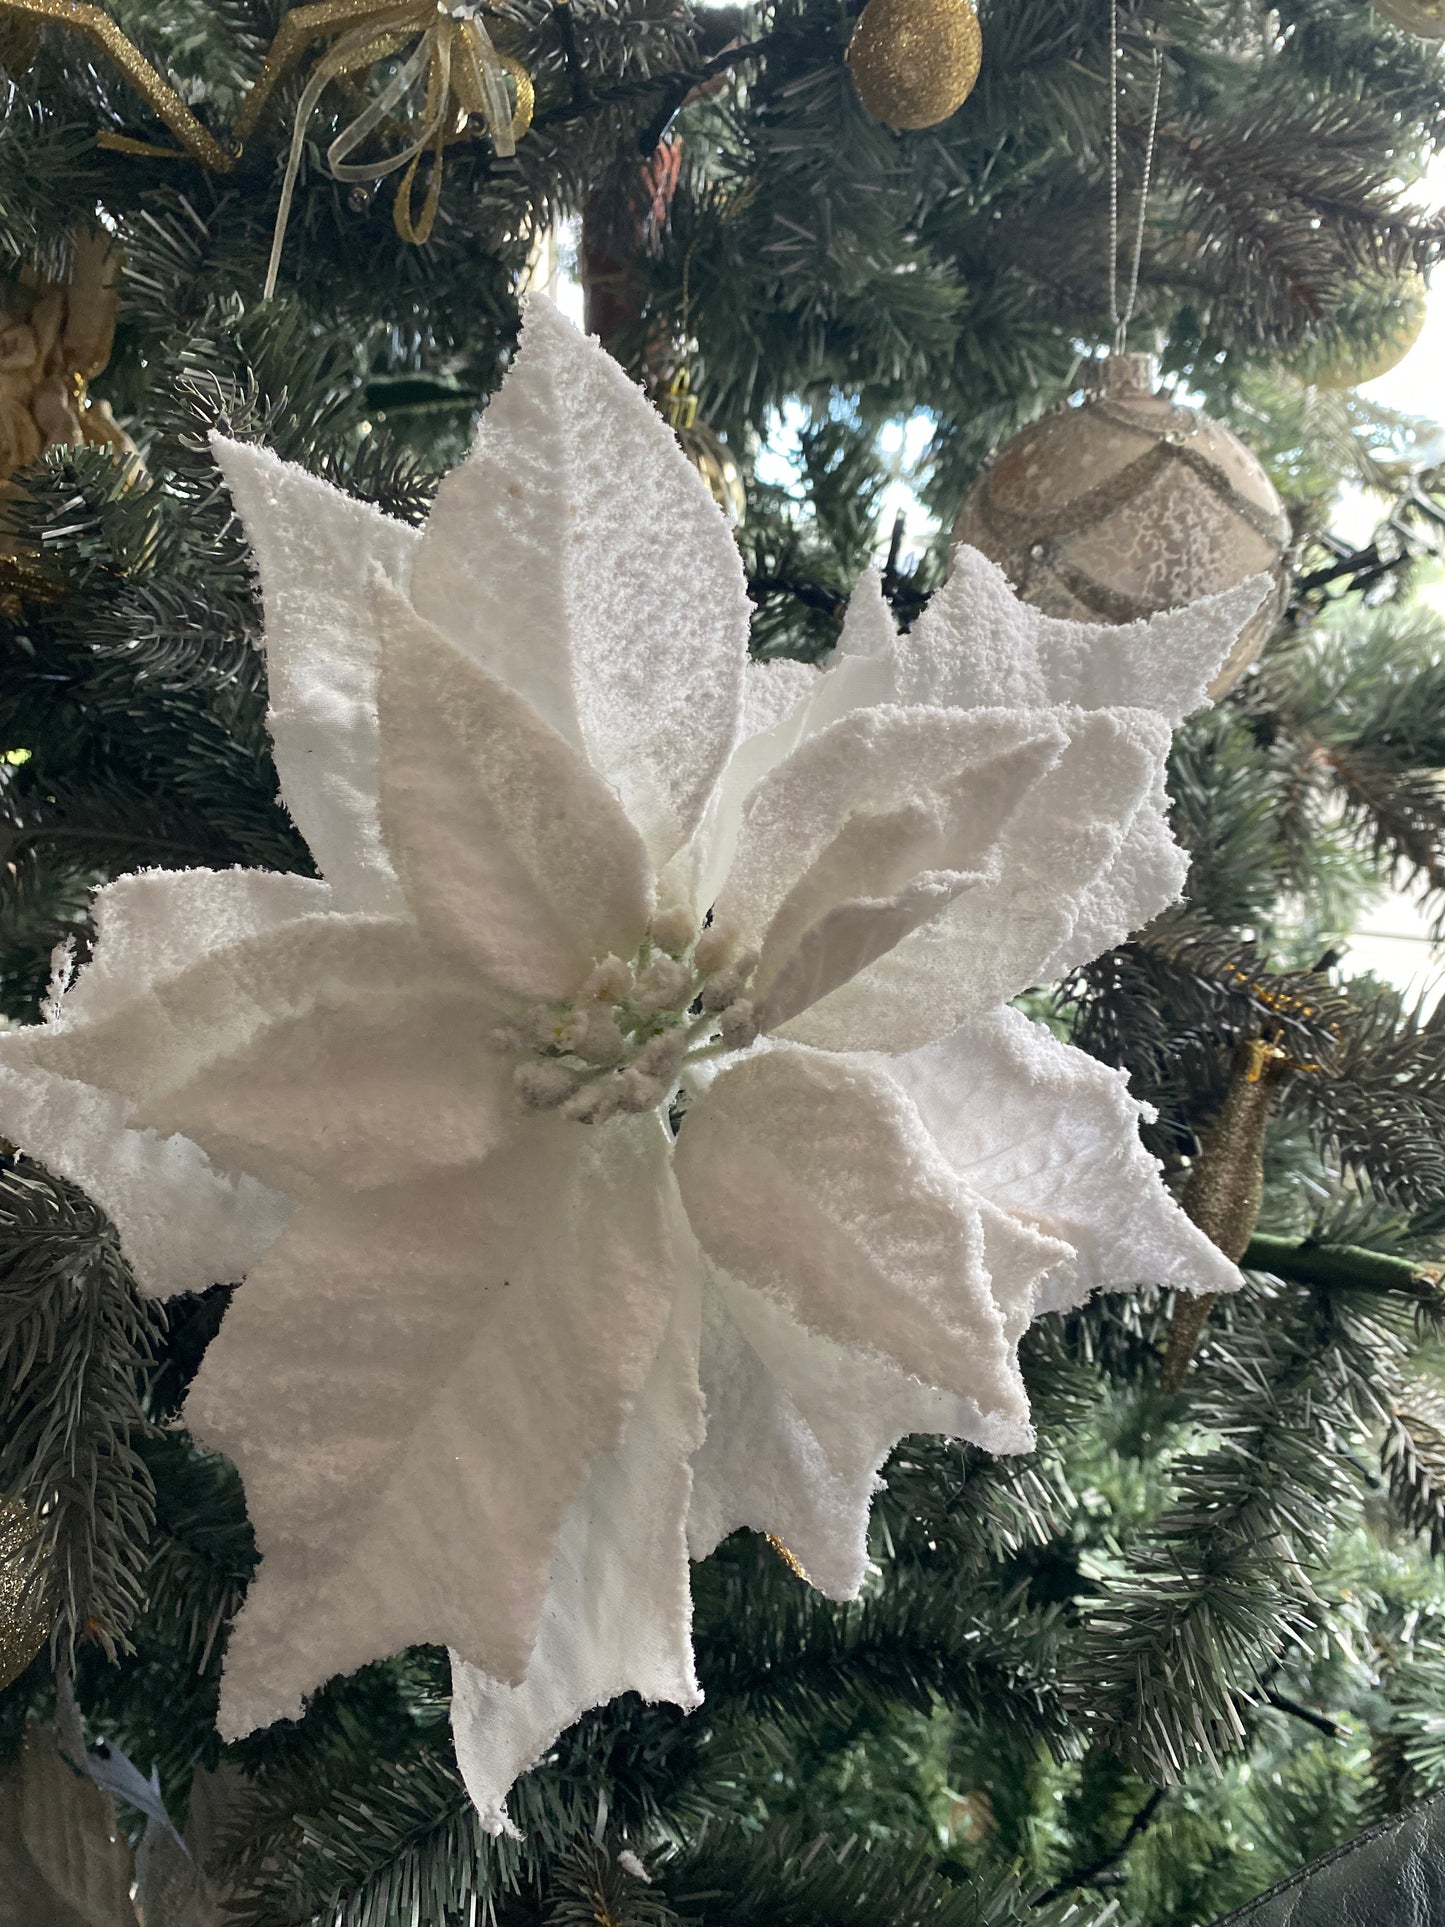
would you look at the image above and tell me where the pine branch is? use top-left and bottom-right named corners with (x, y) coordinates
top-left (0, 1160), bottom-right (162, 1662)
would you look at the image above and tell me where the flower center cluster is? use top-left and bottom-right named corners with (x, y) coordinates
top-left (500, 910), bottom-right (759, 1125)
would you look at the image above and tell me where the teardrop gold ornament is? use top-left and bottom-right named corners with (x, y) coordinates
top-left (846, 0), bottom-right (982, 131)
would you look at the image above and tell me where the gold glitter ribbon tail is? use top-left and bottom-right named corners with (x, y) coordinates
top-left (2, 0), bottom-right (236, 170)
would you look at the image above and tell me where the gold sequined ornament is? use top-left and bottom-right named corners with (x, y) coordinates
top-left (0, 1497), bottom-right (51, 1692)
top-left (845, 0), bottom-right (982, 130)
top-left (953, 353), bottom-right (1291, 699)
top-left (1374, 0), bottom-right (1445, 37)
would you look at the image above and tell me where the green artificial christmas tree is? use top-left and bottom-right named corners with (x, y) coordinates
top-left (4, 2), bottom-right (1445, 1923)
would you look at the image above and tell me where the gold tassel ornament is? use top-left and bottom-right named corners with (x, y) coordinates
top-left (0, 228), bottom-right (145, 612)
top-left (1159, 1038), bottom-right (1290, 1391)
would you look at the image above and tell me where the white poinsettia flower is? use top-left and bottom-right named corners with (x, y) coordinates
top-left (0, 296), bottom-right (1261, 1834)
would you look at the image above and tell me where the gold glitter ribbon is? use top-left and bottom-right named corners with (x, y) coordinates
top-left (0, 0), bottom-right (238, 170)
top-left (246, 0), bottom-right (534, 297)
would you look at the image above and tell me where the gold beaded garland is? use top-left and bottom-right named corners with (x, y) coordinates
top-left (0, 1496), bottom-right (51, 1693)
top-left (845, 0), bottom-right (982, 131)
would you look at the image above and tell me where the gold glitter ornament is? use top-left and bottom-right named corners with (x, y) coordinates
top-left (659, 369), bottom-right (747, 528)
top-left (0, 1497), bottom-right (51, 1693)
top-left (1374, 0), bottom-right (1445, 37)
top-left (954, 352), bottom-right (1290, 700)
top-left (845, 0), bottom-right (982, 131)
top-left (1311, 268), bottom-right (1429, 389)
top-left (1159, 1038), bottom-right (1288, 1391)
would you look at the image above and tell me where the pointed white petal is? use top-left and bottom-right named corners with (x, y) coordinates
top-left (675, 1045), bottom-right (1049, 1413)
top-left (138, 987), bottom-right (510, 1195)
top-left (407, 297), bottom-right (749, 870)
top-left (777, 705), bottom-right (1173, 1052)
top-left (687, 1266), bottom-right (1036, 1602)
top-left (0, 1058), bottom-right (290, 1297)
top-left (213, 438), bottom-right (415, 914)
top-left (662, 577), bottom-right (900, 920)
top-left (712, 705), bottom-right (1067, 1023)
top-left (374, 576), bottom-right (653, 999)
top-left (1031, 766), bottom-right (1185, 982)
top-left (901, 548), bottom-right (1269, 725)
top-left (451, 1258), bottom-right (703, 1836)
top-left (193, 1117), bottom-right (679, 1737)
top-left (55, 868), bottom-right (335, 1033)
top-left (894, 1005), bottom-right (1242, 1311)
top-left (36, 914), bottom-right (437, 1119)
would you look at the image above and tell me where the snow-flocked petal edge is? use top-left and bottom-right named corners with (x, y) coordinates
top-left (899, 546), bottom-right (1271, 726)
top-left (194, 1115), bottom-right (679, 1739)
top-left (0, 1059), bottom-right (291, 1298)
top-left (686, 1263), bottom-right (1036, 1602)
top-left (451, 1251), bottom-right (703, 1837)
top-left (408, 295), bottom-right (749, 872)
top-left (891, 1004), bottom-right (1243, 1312)
top-left (212, 436), bottom-right (415, 916)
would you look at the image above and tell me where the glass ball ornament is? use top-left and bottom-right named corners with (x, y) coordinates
top-left (845, 0), bottom-right (982, 130)
top-left (1373, 0), bottom-right (1445, 36)
top-left (953, 353), bottom-right (1291, 699)
top-left (0, 1495), bottom-right (51, 1692)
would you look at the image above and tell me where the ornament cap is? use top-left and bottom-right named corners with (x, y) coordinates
top-left (1094, 352), bottom-right (1159, 399)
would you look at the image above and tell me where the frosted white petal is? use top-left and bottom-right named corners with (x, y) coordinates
top-left (451, 1259), bottom-right (703, 1837)
top-left (675, 1045), bottom-right (1036, 1411)
top-left (780, 706), bottom-right (1173, 1052)
top-left (407, 296), bottom-right (748, 870)
top-left (374, 576), bottom-right (652, 999)
top-left (54, 869), bottom-right (334, 1031)
top-left (663, 576), bottom-right (901, 920)
top-left (1032, 766), bottom-right (1185, 982)
top-left (194, 1117), bottom-right (679, 1737)
top-left (741, 659), bottom-right (818, 738)
top-left (900, 546), bottom-right (1269, 725)
top-left (0, 1059), bottom-right (289, 1297)
top-left (34, 914), bottom-right (437, 1119)
top-left (894, 1005), bottom-right (1243, 1312)
top-left (139, 987), bottom-right (509, 1195)
top-left (687, 1266), bottom-right (1036, 1600)
top-left (213, 437), bottom-right (415, 914)
top-left (714, 705), bottom-right (1067, 1021)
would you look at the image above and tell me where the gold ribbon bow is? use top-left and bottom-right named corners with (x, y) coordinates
top-left (242, 0), bottom-right (534, 297)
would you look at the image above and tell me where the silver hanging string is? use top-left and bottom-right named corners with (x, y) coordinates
top-left (1107, 4), bottom-right (1163, 355)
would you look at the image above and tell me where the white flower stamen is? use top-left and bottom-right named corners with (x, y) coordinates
top-left (501, 925), bottom-right (759, 1123)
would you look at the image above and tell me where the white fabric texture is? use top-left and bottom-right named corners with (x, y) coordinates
top-left (407, 295), bottom-right (749, 873)
top-left (0, 294), bottom-right (1259, 1830)
top-left (451, 1251), bottom-right (704, 1836)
